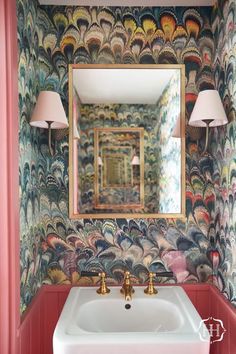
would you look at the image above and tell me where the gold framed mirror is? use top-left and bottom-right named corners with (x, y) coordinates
top-left (94, 127), bottom-right (144, 210)
top-left (69, 64), bottom-right (185, 219)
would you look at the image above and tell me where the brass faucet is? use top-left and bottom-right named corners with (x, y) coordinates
top-left (144, 272), bottom-right (158, 295)
top-left (144, 271), bottom-right (174, 295)
top-left (80, 271), bottom-right (110, 295)
top-left (120, 271), bottom-right (134, 301)
top-left (97, 272), bottom-right (110, 295)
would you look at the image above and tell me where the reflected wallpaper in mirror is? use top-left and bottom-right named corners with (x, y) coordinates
top-left (94, 128), bottom-right (144, 210)
top-left (69, 64), bottom-right (185, 218)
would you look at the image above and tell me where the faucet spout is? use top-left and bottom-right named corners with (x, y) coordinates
top-left (120, 271), bottom-right (134, 301)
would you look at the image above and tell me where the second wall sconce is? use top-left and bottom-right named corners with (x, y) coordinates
top-left (30, 91), bottom-right (69, 155)
top-left (188, 90), bottom-right (228, 154)
top-left (131, 150), bottom-right (140, 165)
top-left (98, 156), bottom-right (103, 166)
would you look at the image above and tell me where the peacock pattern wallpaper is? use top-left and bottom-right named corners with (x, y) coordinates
top-left (17, 0), bottom-right (236, 313)
top-left (211, 0), bottom-right (236, 308)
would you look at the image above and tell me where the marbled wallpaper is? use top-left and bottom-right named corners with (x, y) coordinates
top-left (17, 2), bottom-right (236, 313)
top-left (155, 70), bottom-right (181, 213)
top-left (210, 0), bottom-right (236, 303)
top-left (18, 0), bottom-right (43, 312)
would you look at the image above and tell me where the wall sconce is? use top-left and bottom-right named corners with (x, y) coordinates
top-left (73, 120), bottom-right (80, 139)
top-left (30, 91), bottom-right (69, 155)
top-left (98, 156), bottom-right (103, 166)
top-left (188, 90), bottom-right (228, 153)
top-left (131, 152), bottom-right (140, 165)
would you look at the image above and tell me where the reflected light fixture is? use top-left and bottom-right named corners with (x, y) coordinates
top-left (30, 91), bottom-right (69, 155)
top-left (98, 156), bottom-right (103, 166)
top-left (73, 120), bottom-right (80, 139)
top-left (188, 90), bottom-right (228, 153)
top-left (131, 151), bottom-right (140, 165)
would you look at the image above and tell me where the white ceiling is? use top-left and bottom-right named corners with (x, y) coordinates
top-left (39, 0), bottom-right (213, 6)
top-left (73, 68), bottom-right (177, 104)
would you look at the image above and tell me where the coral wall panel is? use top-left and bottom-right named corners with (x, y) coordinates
top-left (209, 286), bottom-right (236, 354)
top-left (20, 290), bottom-right (43, 354)
top-left (229, 316), bottom-right (236, 354)
top-left (40, 286), bottom-right (72, 354)
top-left (196, 289), bottom-right (211, 320)
top-left (42, 292), bottom-right (61, 354)
top-left (30, 303), bottom-right (42, 354)
top-left (20, 322), bottom-right (31, 354)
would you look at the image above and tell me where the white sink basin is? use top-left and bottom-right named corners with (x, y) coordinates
top-left (76, 297), bottom-right (182, 333)
top-left (53, 286), bottom-right (210, 354)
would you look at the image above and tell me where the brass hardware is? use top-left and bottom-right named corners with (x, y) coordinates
top-left (120, 271), bottom-right (135, 301)
top-left (144, 272), bottom-right (158, 295)
top-left (96, 272), bottom-right (110, 295)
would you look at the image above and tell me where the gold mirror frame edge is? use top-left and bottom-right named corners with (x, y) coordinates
top-left (68, 63), bottom-right (186, 220)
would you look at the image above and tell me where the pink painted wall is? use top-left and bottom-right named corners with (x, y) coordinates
top-left (0, 0), bottom-right (20, 353)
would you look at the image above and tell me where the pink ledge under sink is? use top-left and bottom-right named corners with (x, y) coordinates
top-left (53, 286), bottom-right (210, 354)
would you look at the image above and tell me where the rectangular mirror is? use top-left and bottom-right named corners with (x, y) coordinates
top-left (69, 64), bottom-right (185, 219)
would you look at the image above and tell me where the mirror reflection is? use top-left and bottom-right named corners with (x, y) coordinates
top-left (94, 128), bottom-right (144, 210)
top-left (69, 64), bottom-right (185, 218)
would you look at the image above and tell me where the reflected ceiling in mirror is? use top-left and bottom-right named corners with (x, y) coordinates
top-left (69, 64), bottom-right (185, 219)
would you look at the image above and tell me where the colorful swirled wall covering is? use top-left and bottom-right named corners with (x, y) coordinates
top-left (210, 0), bottom-right (236, 307)
top-left (17, 0), bottom-right (236, 313)
top-left (18, 0), bottom-right (43, 313)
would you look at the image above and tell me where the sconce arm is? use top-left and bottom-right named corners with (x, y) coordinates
top-left (47, 121), bottom-right (53, 156)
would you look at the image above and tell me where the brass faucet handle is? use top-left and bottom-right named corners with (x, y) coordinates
top-left (122, 271), bottom-right (134, 291)
top-left (144, 272), bottom-right (158, 295)
top-left (120, 271), bottom-right (130, 291)
top-left (96, 272), bottom-right (110, 295)
top-left (124, 271), bottom-right (131, 280)
top-left (120, 271), bottom-right (135, 300)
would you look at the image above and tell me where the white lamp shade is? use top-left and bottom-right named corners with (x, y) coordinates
top-left (98, 156), bottom-right (103, 166)
top-left (131, 155), bottom-right (140, 165)
top-left (30, 91), bottom-right (69, 129)
top-left (189, 90), bottom-right (228, 128)
top-left (73, 124), bottom-right (80, 140)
